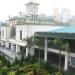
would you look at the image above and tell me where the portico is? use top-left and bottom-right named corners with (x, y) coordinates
top-left (34, 26), bottom-right (75, 71)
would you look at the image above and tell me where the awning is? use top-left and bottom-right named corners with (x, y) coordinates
top-left (35, 25), bottom-right (75, 39)
top-left (7, 39), bottom-right (27, 46)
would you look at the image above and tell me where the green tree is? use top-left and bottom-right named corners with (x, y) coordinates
top-left (23, 36), bottom-right (34, 59)
top-left (54, 39), bottom-right (70, 71)
top-left (6, 60), bottom-right (11, 68)
top-left (34, 37), bottom-right (44, 65)
top-left (54, 39), bottom-right (63, 71)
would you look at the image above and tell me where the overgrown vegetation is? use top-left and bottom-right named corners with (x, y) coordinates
top-left (0, 53), bottom-right (75, 75)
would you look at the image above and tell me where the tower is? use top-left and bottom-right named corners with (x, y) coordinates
top-left (61, 8), bottom-right (71, 24)
top-left (25, 1), bottom-right (39, 15)
top-left (53, 8), bottom-right (60, 22)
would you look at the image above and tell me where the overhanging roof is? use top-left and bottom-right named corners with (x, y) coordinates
top-left (51, 25), bottom-right (75, 33)
top-left (7, 39), bottom-right (27, 47)
top-left (35, 25), bottom-right (75, 39)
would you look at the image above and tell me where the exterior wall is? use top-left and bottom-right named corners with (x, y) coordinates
top-left (1, 26), bottom-right (6, 40)
top-left (16, 25), bottom-right (27, 40)
top-left (16, 24), bottom-right (65, 40)
top-left (0, 24), bottom-right (65, 50)
top-left (61, 8), bottom-right (71, 23)
top-left (1, 26), bottom-right (10, 41)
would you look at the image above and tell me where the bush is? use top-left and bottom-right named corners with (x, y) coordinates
top-left (14, 57), bottom-right (18, 65)
top-left (15, 68), bottom-right (20, 75)
top-left (8, 71), bottom-right (16, 75)
top-left (6, 60), bottom-right (11, 68)
top-left (0, 66), bottom-right (8, 75)
top-left (0, 61), bottom-right (3, 68)
top-left (1, 55), bottom-right (7, 64)
top-left (2, 71), bottom-right (7, 75)
top-left (19, 55), bottom-right (24, 66)
top-left (55, 71), bottom-right (62, 75)
top-left (1, 66), bottom-right (8, 72)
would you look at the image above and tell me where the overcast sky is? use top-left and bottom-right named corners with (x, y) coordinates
top-left (0, 0), bottom-right (75, 21)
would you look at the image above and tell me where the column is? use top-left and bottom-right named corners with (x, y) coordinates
top-left (11, 44), bottom-right (14, 51)
top-left (16, 45), bottom-right (20, 53)
top-left (30, 47), bottom-right (34, 56)
top-left (6, 42), bottom-right (9, 49)
top-left (64, 51), bottom-right (68, 71)
top-left (64, 43), bottom-right (69, 71)
top-left (30, 36), bottom-right (35, 56)
top-left (44, 37), bottom-right (48, 61)
top-left (26, 47), bottom-right (29, 57)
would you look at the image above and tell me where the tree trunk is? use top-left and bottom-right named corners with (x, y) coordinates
top-left (39, 48), bottom-right (41, 66)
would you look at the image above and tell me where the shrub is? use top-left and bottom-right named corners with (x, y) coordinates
top-left (55, 71), bottom-right (62, 75)
top-left (0, 66), bottom-right (8, 75)
top-left (6, 60), bottom-right (11, 68)
top-left (0, 61), bottom-right (3, 68)
top-left (14, 57), bottom-right (18, 65)
top-left (2, 71), bottom-right (7, 75)
top-left (1, 66), bottom-right (8, 72)
top-left (8, 71), bottom-right (16, 75)
top-left (19, 55), bottom-right (24, 66)
top-left (15, 68), bottom-right (20, 75)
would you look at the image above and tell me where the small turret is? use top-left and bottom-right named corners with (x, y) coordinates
top-left (25, 1), bottom-right (39, 15)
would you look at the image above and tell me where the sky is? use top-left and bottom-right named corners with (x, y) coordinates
top-left (0, 0), bottom-right (75, 21)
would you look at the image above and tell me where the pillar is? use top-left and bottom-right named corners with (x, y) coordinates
top-left (30, 36), bottom-right (35, 56)
top-left (26, 47), bottom-right (29, 57)
top-left (6, 42), bottom-right (9, 49)
top-left (16, 45), bottom-right (20, 53)
top-left (64, 51), bottom-right (68, 71)
top-left (44, 37), bottom-right (48, 61)
top-left (11, 44), bottom-right (14, 51)
top-left (64, 43), bottom-right (69, 71)
top-left (30, 47), bottom-right (34, 56)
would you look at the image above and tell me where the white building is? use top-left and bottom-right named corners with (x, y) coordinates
top-left (0, 1), bottom-right (70, 67)
top-left (53, 8), bottom-right (60, 22)
top-left (61, 8), bottom-right (71, 24)
top-left (1, 1), bottom-right (74, 71)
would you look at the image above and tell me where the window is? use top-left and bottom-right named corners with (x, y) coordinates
top-left (20, 30), bottom-right (22, 40)
top-left (10, 27), bottom-right (16, 38)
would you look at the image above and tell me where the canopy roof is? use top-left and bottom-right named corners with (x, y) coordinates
top-left (51, 26), bottom-right (75, 33)
top-left (35, 25), bottom-right (75, 39)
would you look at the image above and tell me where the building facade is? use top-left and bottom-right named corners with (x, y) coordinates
top-left (0, 1), bottom-right (72, 70)
top-left (0, 1), bottom-right (66, 54)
